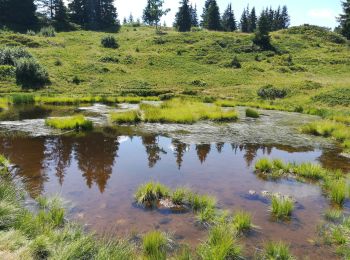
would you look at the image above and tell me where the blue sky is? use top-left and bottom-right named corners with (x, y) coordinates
top-left (116, 0), bottom-right (342, 29)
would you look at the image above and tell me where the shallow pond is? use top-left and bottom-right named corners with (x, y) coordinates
top-left (0, 104), bottom-right (349, 258)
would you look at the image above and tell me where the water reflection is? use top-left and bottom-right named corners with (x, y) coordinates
top-left (0, 131), bottom-right (349, 198)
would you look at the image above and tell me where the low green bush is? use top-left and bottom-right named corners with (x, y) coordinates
top-left (258, 85), bottom-right (287, 100)
top-left (15, 58), bottom-right (50, 89)
top-left (101, 35), bottom-right (119, 49)
top-left (245, 108), bottom-right (259, 118)
top-left (0, 46), bottom-right (32, 66)
top-left (39, 26), bottom-right (56, 37)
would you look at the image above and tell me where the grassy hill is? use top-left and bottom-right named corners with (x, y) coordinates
top-left (0, 25), bottom-right (349, 113)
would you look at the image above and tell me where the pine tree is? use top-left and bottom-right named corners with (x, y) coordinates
top-left (206, 0), bottom-right (221, 30)
top-left (222, 3), bottom-right (236, 32)
top-left (98, 0), bottom-right (120, 31)
top-left (190, 4), bottom-right (199, 27)
top-left (338, 0), bottom-right (350, 39)
top-left (53, 0), bottom-right (70, 31)
top-left (240, 7), bottom-right (249, 32)
top-left (201, 0), bottom-right (213, 28)
top-left (0, 0), bottom-right (38, 31)
top-left (143, 0), bottom-right (170, 28)
top-left (253, 10), bottom-right (272, 50)
top-left (68, 0), bottom-right (87, 26)
top-left (281, 5), bottom-right (290, 29)
top-left (175, 0), bottom-right (192, 32)
top-left (249, 7), bottom-right (257, 32)
top-left (129, 13), bottom-right (134, 24)
top-left (35, 0), bottom-right (55, 19)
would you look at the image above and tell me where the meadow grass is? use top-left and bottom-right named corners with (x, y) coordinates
top-left (110, 110), bottom-right (141, 124)
top-left (262, 241), bottom-right (294, 260)
top-left (10, 94), bottom-right (35, 105)
top-left (271, 196), bottom-right (294, 220)
top-left (232, 210), bottom-right (252, 233)
top-left (197, 224), bottom-right (242, 260)
top-left (214, 99), bottom-right (236, 107)
top-left (245, 108), bottom-right (260, 118)
top-left (142, 231), bottom-right (168, 260)
top-left (45, 115), bottom-right (93, 130)
top-left (140, 99), bottom-right (238, 124)
top-left (134, 182), bottom-right (170, 206)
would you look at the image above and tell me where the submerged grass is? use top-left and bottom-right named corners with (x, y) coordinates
top-left (271, 196), bottom-right (294, 220)
top-left (110, 110), bottom-right (141, 124)
top-left (140, 99), bottom-right (238, 124)
top-left (45, 115), bottom-right (93, 130)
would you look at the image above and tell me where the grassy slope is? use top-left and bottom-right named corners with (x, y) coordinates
top-left (0, 25), bottom-right (349, 113)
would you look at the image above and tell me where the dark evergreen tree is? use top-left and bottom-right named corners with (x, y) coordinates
top-left (53, 0), bottom-right (70, 31)
top-left (253, 10), bottom-right (272, 50)
top-left (201, 0), bottom-right (213, 28)
top-left (98, 0), bottom-right (120, 31)
top-left (0, 0), bottom-right (38, 31)
top-left (190, 4), bottom-right (199, 27)
top-left (123, 17), bottom-right (127, 24)
top-left (240, 7), bottom-right (249, 32)
top-left (222, 3), bottom-right (236, 32)
top-left (338, 0), bottom-right (350, 39)
top-left (281, 5), bottom-right (290, 29)
top-left (129, 13), bottom-right (134, 24)
top-left (68, 0), bottom-right (88, 26)
top-left (175, 0), bottom-right (192, 32)
top-left (206, 0), bottom-right (221, 30)
top-left (143, 0), bottom-right (170, 28)
top-left (35, 0), bottom-right (55, 19)
top-left (249, 7), bottom-right (257, 32)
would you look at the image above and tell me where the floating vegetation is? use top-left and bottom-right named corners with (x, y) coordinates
top-left (45, 115), bottom-right (93, 131)
top-left (245, 108), bottom-right (260, 118)
top-left (110, 110), bottom-right (141, 124)
top-left (140, 99), bottom-right (238, 124)
top-left (271, 195), bottom-right (294, 220)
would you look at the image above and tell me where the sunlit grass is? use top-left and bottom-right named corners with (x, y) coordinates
top-left (245, 108), bottom-right (259, 118)
top-left (271, 196), bottom-right (294, 220)
top-left (140, 99), bottom-right (238, 124)
top-left (324, 208), bottom-right (343, 222)
top-left (45, 115), bottom-right (93, 130)
top-left (255, 158), bottom-right (273, 173)
top-left (171, 188), bottom-right (187, 205)
top-left (142, 231), bottom-right (168, 260)
top-left (328, 180), bottom-right (347, 206)
top-left (262, 241), bottom-right (294, 260)
top-left (134, 182), bottom-right (170, 206)
top-left (293, 162), bottom-right (326, 180)
top-left (110, 110), bottom-right (141, 124)
top-left (232, 210), bottom-right (252, 233)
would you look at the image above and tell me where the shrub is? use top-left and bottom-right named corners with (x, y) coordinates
top-left (15, 58), bottom-right (50, 89)
top-left (258, 85), bottom-right (287, 100)
top-left (229, 56), bottom-right (241, 69)
top-left (99, 55), bottom-right (119, 63)
top-left (271, 196), bottom-right (294, 220)
top-left (263, 241), bottom-right (294, 260)
top-left (101, 35), bottom-right (119, 49)
top-left (45, 115), bottom-right (93, 131)
top-left (0, 46), bottom-right (32, 66)
top-left (245, 108), bottom-right (259, 118)
top-left (0, 65), bottom-right (15, 78)
top-left (142, 231), bottom-right (168, 260)
top-left (26, 30), bottom-right (36, 36)
top-left (72, 75), bottom-right (81, 85)
top-left (54, 59), bottom-right (62, 66)
top-left (39, 26), bottom-right (56, 37)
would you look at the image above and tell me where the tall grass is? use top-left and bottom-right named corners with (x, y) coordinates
top-left (293, 162), bottom-right (326, 180)
top-left (232, 211), bottom-right (252, 233)
top-left (271, 196), bottom-right (294, 220)
top-left (140, 99), bottom-right (238, 124)
top-left (45, 115), bottom-right (93, 130)
top-left (263, 241), bottom-right (294, 260)
top-left (255, 158), bottom-right (273, 173)
top-left (11, 94), bottom-right (35, 105)
top-left (328, 180), bottom-right (347, 206)
top-left (134, 182), bottom-right (170, 206)
top-left (142, 231), bottom-right (168, 260)
top-left (110, 110), bottom-right (141, 124)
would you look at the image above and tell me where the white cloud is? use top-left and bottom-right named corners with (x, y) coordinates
top-left (308, 8), bottom-right (335, 19)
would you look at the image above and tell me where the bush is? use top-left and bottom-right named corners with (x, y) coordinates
top-left (39, 26), bottom-right (56, 37)
top-left (0, 65), bottom-right (15, 78)
top-left (257, 85), bottom-right (287, 100)
top-left (101, 35), bottom-right (119, 49)
top-left (26, 30), bottom-right (36, 36)
top-left (0, 46), bottom-right (32, 66)
top-left (15, 58), bottom-right (50, 89)
top-left (229, 56), bottom-right (241, 69)
top-left (99, 56), bottom-right (119, 63)
top-left (246, 108), bottom-right (259, 118)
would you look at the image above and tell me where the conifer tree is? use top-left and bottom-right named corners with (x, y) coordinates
top-left (190, 4), bottom-right (199, 27)
top-left (206, 0), bottom-right (221, 30)
top-left (338, 0), bottom-right (350, 39)
top-left (143, 0), bottom-right (170, 29)
top-left (253, 10), bottom-right (272, 50)
top-left (240, 7), bottom-right (249, 32)
top-left (53, 0), bottom-right (70, 31)
top-left (222, 3), bottom-right (236, 32)
top-left (0, 0), bottom-right (38, 31)
top-left (175, 0), bottom-right (192, 32)
top-left (249, 7), bottom-right (257, 32)
top-left (281, 5), bottom-right (290, 29)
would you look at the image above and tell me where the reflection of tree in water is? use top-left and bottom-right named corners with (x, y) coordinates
top-left (196, 144), bottom-right (211, 164)
top-left (44, 136), bottom-right (73, 185)
top-left (74, 133), bottom-right (119, 193)
top-left (0, 136), bottom-right (47, 198)
top-left (171, 139), bottom-right (189, 169)
top-left (216, 142), bottom-right (225, 153)
top-left (142, 135), bottom-right (166, 168)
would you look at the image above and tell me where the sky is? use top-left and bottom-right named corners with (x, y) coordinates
top-left (65, 0), bottom-right (343, 29)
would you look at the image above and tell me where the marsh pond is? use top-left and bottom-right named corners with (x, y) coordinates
top-left (1, 103), bottom-right (349, 259)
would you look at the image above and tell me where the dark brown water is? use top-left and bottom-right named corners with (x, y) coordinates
top-left (0, 104), bottom-right (349, 259)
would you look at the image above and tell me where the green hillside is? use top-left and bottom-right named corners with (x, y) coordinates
top-left (0, 25), bottom-right (349, 113)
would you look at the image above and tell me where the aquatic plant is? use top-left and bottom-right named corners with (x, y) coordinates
top-left (45, 115), bottom-right (93, 131)
top-left (134, 182), bottom-right (170, 206)
top-left (270, 196), bottom-right (294, 220)
top-left (11, 94), bottom-right (35, 104)
top-left (187, 192), bottom-right (216, 212)
top-left (301, 120), bottom-right (338, 137)
top-left (293, 162), bottom-right (325, 180)
top-left (255, 158), bottom-right (273, 173)
top-left (142, 231), bottom-right (168, 260)
top-left (245, 108), bottom-right (259, 118)
top-left (197, 224), bottom-right (242, 260)
top-left (324, 208), bottom-right (343, 222)
top-left (110, 110), bottom-right (141, 124)
top-left (171, 188), bottom-right (187, 205)
top-left (196, 206), bottom-right (217, 225)
top-left (232, 210), bottom-right (252, 233)
top-left (328, 180), bottom-right (347, 206)
top-left (215, 99), bottom-right (236, 107)
top-left (262, 241), bottom-right (294, 260)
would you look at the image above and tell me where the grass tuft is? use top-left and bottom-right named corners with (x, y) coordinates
top-left (232, 210), bottom-right (252, 233)
top-left (134, 182), bottom-right (170, 206)
top-left (271, 196), bottom-right (294, 220)
top-left (263, 241), bottom-right (294, 260)
top-left (245, 108), bottom-right (260, 118)
top-left (142, 231), bottom-right (168, 260)
top-left (110, 110), bottom-right (141, 124)
top-left (45, 115), bottom-right (93, 131)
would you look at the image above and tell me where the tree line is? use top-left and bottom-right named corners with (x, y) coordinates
top-left (0, 0), bottom-right (349, 40)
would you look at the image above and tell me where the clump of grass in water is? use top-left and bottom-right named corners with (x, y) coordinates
top-left (197, 224), bottom-right (242, 260)
top-left (142, 231), bottom-right (169, 260)
top-left (255, 158), bottom-right (273, 173)
top-left (110, 110), bottom-right (141, 124)
top-left (327, 179), bottom-right (347, 206)
top-left (255, 158), bottom-right (289, 179)
top-left (293, 162), bottom-right (326, 180)
top-left (324, 208), bottom-right (343, 222)
top-left (171, 188), bottom-right (187, 205)
top-left (271, 196), bottom-right (294, 220)
top-left (140, 99), bottom-right (238, 124)
top-left (11, 94), bottom-right (35, 105)
top-left (187, 192), bottom-right (217, 212)
top-left (45, 115), bottom-right (93, 131)
top-left (245, 108), bottom-right (260, 118)
top-left (232, 210), bottom-right (252, 233)
top-left (134, 182), bottom-right (170, 206)
top-left (262, 241), bottom-right (294, 260)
